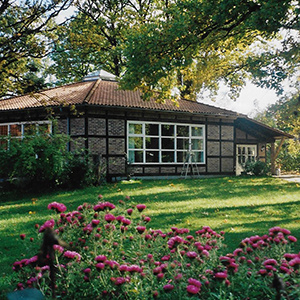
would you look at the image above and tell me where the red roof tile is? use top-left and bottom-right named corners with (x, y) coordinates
top-left (0, 79), bottom-right (240, 117)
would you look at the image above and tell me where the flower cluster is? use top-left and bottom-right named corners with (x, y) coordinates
top-left (47, 202), bottom-right (67, 213)
top-left (13, 198), bottom-right (300, 299)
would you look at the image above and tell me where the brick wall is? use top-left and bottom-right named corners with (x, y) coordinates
top-left (88, 118), bottom-right (106, 135)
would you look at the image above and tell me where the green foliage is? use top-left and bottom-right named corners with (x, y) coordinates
top-left (255, 92), bottom-right (300, 172)
top-left (10, 197), bottom-right (300, 299)
top-left (0, 0), bottom-right (72, 98)
top-left (0, 134), bottom-right (95, 190)
top-left (244, 160), bottom-right (269, 176)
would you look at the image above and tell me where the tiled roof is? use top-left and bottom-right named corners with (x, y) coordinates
top-left (0, 80), bottom-right (240, 117)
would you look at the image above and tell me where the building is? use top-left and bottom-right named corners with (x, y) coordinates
top-left (0, 71), bottom-right (293, 181)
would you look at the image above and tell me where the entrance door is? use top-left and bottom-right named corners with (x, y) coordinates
top-left (236, 144), bottom-right (257, 175)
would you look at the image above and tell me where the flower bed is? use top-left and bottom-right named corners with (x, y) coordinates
top-left (13, 196), bottom-right (300, 299)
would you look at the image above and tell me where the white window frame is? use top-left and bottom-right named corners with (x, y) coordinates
top-left (0, 121), bottom-right (52, 140)
top-left (127, 121), bottom-right (205, 164)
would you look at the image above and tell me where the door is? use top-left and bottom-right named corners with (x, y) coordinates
top-left (236, 144), bottom-right (257, 175)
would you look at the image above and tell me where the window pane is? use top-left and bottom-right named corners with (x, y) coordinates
top-left (193, 151), bottom-right (204, 163)
top-left (145, 124), bottom-right (159, 136)
top-left (177, 125), bottom-right (189, 137)
top-left (146, 151), bottom-right (159, 162)
top-left (162, 151), bottom-right (174, 162)
top-left (177, 151), bottom-right (188, 162)
top-left (10, 124), bottom-right (21, 137)
top-left (0, 139), bottom-right (8, 149)
top-left (162, 138), bottom-right (174, 149)
top-left (177, 138), bottom-right (189, 150)
top-left (128, 137), bottom-right (143, 149)
top-left (146, 137), bottom-right (159, 149)
top-left (161, 124), bottom-right (174, 136)
top-left (191, 139), bottom-right (203, 150)
top-left (0, 125), bottom-right (8, 136)
top-left (24, 124), bottom-right (36, 136)
top-left (38, 124), bottom-right (50, 135)
top-left (192, 126), bottom-right (203, 136)
top-left (128, 150), bottom-right (143, 163)
top-left (129, 123), bottom-right (142, 135)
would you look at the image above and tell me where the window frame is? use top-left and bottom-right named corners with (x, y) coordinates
top-left (127, 121), bottom-right (205, 165)
top-left (0, 121), bottom-right (52, 141)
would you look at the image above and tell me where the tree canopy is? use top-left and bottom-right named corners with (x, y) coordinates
top-left (0, 0), bottom-right (73, 98)
top-left (0, 0), bottom-right (299, 101)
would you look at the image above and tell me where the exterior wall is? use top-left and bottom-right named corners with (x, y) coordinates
top-left (206, 121), bottom-right (235, 174)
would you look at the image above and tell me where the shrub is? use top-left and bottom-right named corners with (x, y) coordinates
top-left (244, 160), bottom-right (269, 176)
top-left (11, 197), bottom-right (300, 299)
top-left (0, 134), bottom-right (96, 191)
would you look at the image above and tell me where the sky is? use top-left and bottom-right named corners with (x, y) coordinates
top-left (200, 83), bottom-right (280, 117)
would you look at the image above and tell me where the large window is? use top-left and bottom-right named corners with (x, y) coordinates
top-left (128, 121), bottom-right (205, 164)
top-left (0, 121), bottom-right (52, 148)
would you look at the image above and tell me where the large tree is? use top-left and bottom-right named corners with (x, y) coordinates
top-left (120, 0), bottom-right (300, 101)
top-left (0, 0), bottom-right (73, 98)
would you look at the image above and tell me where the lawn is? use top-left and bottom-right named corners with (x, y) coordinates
top-left (0, 176), bottom-right (299, 297)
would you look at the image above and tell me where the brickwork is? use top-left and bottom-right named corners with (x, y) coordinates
top-left (108, 138), bottom-right (125, 155)
top-left (207, 158), bottom-right (220, 173)
top-left (57, 119), bottom-right (68, 134)
top-left (161, 167), bottom-right (176, 174)
top-left (70, 118), bottom-right (85, 135)
top-left (88, 118), bottom-right (106, 135)
top-left (144, 167), bottom-right (160, 174)
top-left (207, 125), bottom-right (220, 140)
top-left (89, 137), bottom-right (106, 155)
top-left (221, 158), bottom-right (234, 172)
top-left (207, 141), bottom-right (220, 156)
top-left (108, 119), bottom-right (125, 136)
top-left (70, 137), bottom-right (85, 151)
top-left (221, 125), bottom-right (234, 140)
top-left (221, 141), bottom-right (234, 156)
top-left (130, 166), bottom-right (143, 174)
top-left (108, 157), bottom-right (126, 174)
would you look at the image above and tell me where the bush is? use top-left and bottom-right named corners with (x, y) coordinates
top-left (11, 197), bottom-right (300, 299)
top-left (244, 160), bottom-right (269, 176)
top-left (0, 134), bottom-right (96, 191)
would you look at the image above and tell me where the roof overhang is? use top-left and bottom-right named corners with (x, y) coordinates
top-left (235, 116), bottom-right (294, 142)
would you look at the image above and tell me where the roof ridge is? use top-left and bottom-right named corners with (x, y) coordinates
top-left (83, 79), bottom-right (102, 103)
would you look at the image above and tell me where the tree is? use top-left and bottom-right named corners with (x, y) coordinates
top-left (48, 0), bottom-right (165, 83)
top-left (0, 0), bottom-right (74, 98)
top-left (120, 0), bottom-right (300, 101)
top-left (255, 90), bottom-right (300, 172)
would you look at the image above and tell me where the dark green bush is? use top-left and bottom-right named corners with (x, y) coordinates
top-left (244, 160), bottom-right (269, 176)
top-left (0, 134), bottom-right (96, 191)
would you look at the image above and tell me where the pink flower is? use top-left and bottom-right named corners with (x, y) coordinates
top-left (39, 219), bottom-right (55, 232)
top-left (53, 245), bottom-right (64, 253)
top-left (288, 235), bottom-right (297, 243)
top-left (48, 202), bottom-right (67, 213)
top-left (263, 259), bottom-right (277, 266)
top-left (19, 234), bottom-right (26, 240)
top-left (186, 251), bottom-right (198, 259)
top-left (114, 277), bottom-right (127, 286)
top-left (127, 208), bottom-right (133, 215)
top-left (104, 214), bottom-right (115, 223)
top-left (136, 226), bottom-right (146, 234)
top-left (136, 204), bottom-right (146, 212)
top-left (163, 284), bottom-right (174, 292)
top-left (63, 250), bottom-right (81, 262)
top-left (187, 285), bottom-right (200, 295)
top-left (289, 257), bottom-right (300, 268)
top-left (121, 218), bottom-right (131, 226)
top-left (95, 263), bottom-right (105, 270)
top-left (214, 272), bottom-right (227, 279)
top-left (188, 278), bottom-right (202, 287)
top-left (95, 255), bottom-right (107, 262)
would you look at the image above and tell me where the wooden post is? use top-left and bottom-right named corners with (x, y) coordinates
top-left (270, 137), bottom-right (286, 175)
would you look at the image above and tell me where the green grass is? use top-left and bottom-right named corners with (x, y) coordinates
top-left (0, 176), bottom-right (299, 296)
